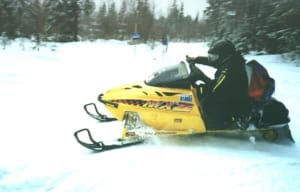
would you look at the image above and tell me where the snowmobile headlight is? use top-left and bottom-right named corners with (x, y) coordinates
top-left (124, 111), bottom-right (143, 130)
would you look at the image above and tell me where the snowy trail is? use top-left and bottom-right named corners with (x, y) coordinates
top-left (0, 40), bottom-right (299, 192)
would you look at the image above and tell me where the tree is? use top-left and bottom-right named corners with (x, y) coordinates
top-left (79, 0), bottom-right (96, 39)
top-left (106, 2), bottom-right (118, 38)
top-left (167, 0), bottom-right (180, 38)
top-left (0, 0), bottom-right (19, 39)
top-left (45, 0), bottom-right (80, 42)
top-left (95, 2), bottom-right (107, 38)
top-left (27, 0), bottom-right (48, 42)
top-left (66, 0), bottom-right (81, 41)
top-left (135, 0), bottom-right (154, 41)
top-left (118, 0), bottom-right (128, 39)
top-left (204, 0), bottom-right (300, 54)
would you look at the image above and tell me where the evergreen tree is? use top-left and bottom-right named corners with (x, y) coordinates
top-left (45, 0), bottom-right (80, 42)
top-left (79, 0), bottom-right (96, 39)
top-left (66, 0), bottom-right (81, 41)
top-left (95, 2), bottom-right (107, 38)
top-left (106, 2), bottom-right (118, 38)
top-left (118, 0), bottom-right (128, 39)
top-left (167, 0), bottom-right (179, 38)
top-left (135, 0), bottom-right (154, 41)
top-left (177, 2), bottom-right (184, 39)
top-left (0, 0), bottom-right (18, 38)
top-left (204, 0), bottom-right (300, 54)
top-left (204, 0), bottom-right (222, 37)
top-left (27, 0), bottom-right (48, 42)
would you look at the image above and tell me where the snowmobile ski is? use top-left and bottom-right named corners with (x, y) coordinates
top-left (74, 128), bottom-right (143, 152)
top-left (84, 103), bottom-right (117, 122)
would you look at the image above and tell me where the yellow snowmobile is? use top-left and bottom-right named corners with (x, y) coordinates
top-left (74, 61), bottom-right (294, 152)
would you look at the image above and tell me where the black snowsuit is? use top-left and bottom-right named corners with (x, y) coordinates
top-left (191, 53), bottom-right (250, 130)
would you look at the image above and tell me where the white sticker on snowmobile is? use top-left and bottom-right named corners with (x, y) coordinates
top-left (180, 94), bottom-right (192, 102)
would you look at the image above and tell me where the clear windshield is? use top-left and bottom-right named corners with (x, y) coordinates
top-left (145, 61), bottom-right (190, 85)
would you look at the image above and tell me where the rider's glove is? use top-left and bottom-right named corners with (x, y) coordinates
top-left (186, 55), bottom-right (196, 64)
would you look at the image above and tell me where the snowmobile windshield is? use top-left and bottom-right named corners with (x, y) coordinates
top-left (145, 61), bottom-right (191, 89)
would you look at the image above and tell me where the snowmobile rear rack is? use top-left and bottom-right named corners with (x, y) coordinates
top-left (84, 103), bottom-right (117, 122)
top-left (74, 128), bottom-right (143, 152)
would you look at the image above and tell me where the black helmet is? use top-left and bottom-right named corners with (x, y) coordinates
top-left (208, 39), bottom-right (236, 55)
top-left (207, 39), bottom-right (236, 67)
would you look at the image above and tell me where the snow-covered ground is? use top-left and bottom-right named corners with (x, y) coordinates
top-left (0, 39), bottom-right (299, 192)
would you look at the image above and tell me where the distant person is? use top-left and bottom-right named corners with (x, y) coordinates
top-left (162, 34), bottom-right (168, 46)
top-left (161, 34), bottom-right (169, 53)
top-left (186, 39), bottom-right (250, 129)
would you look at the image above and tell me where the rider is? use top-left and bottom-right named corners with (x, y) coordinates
top-left (186, 39), bottom-right (250, 130)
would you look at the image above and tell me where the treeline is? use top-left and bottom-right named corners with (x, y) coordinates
top-left (0, 0), bottom-right (204, 42)
top-left (204, 0), bottom-right (300, 54)
top-left (1, 0), bottom-right (299, 54)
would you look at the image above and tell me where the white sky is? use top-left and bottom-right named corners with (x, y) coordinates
top-left (95, 0), bottom-right (208, 18)
top-left (153, 0), bottom-right (208, 18)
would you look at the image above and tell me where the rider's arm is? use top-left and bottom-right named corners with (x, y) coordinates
top-left (194, 67), bottom-right (213, 83)
top-left (193, 56), bottom-right (215, 68)
top-left (189, 63), bottom-right (213, 84)
top-left (186, 55), bottom-right (213, 83)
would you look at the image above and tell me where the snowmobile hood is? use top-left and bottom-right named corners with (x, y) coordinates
top-left (98, 80), bottom-right (206, 132)
top-left (98, 81), bottom-right (147, 108)
top-left (98, 81), bottom-right (194, 108)
top-left (98, 62), bottom-right (193, 108)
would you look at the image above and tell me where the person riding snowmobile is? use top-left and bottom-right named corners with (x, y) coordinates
top-left (186, 39), bottom-right (250, 130)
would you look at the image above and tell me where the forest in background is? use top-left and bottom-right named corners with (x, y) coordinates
top-left (0, 0), bottom-right (299, 54)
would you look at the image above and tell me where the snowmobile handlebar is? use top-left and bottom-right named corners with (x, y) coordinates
top-left (185, 55), bottom-right (196, 65)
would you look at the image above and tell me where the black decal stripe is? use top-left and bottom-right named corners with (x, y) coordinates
top-left (155, 91), bottom-right (163, 97)
top-left (162, 92), bottom-right (181, 96)
top-left (132, 85), bottom-right (142, 88)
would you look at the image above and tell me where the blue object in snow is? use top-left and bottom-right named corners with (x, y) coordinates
top-left (132, 32), bottom-right (141, 40)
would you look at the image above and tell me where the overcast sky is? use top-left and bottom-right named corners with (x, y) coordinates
top-left (95, 0), bottom-right (208, 18)
top-left (153, 0), bottom-right (208, 18)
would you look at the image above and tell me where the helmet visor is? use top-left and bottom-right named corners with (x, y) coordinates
top-left (208, 53), bottom-right (219, 63)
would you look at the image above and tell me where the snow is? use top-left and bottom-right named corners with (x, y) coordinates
top-left (0, 39), bottom-right (300, 192)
